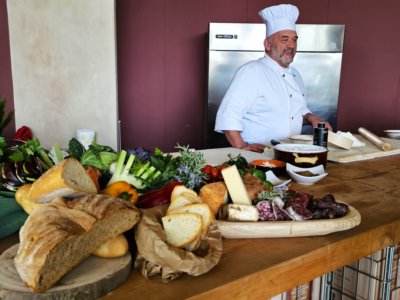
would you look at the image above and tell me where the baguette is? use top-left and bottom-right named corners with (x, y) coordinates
top-left (15, 194), bottom-right (141, 292)
top-left (15, 184), bottom-right (42, 214)
top-left (28, 158), bottom-right (97, 204)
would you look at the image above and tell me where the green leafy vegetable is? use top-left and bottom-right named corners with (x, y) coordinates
top-left (107, 150), bottom-right (161, 191)
top-left (68, 138), bottom-right (118, 172)
top-left (0, 137), bottom-right (7, 157)
top-left (68, 138), bottom-right (85, 160)
top-left (7, 138), bottom-right (54, 170)
top-left (224, 154), bottom-right (249, 175)
top-left (49, 143), bottom-right (66, 164)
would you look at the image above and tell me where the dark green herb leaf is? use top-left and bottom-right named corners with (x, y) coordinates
top-left (68, 138), bottom-right (85, 160)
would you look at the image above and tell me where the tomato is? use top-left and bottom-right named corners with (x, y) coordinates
top-left (210, 167), bottom-right (219, 180)
top-left (202, 164), bottom-right (212, 175)
top-left (217, 164), bottom-right (228, 180)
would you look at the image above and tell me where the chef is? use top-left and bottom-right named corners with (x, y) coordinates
top-left (214, 4), bottom-right (332, 152)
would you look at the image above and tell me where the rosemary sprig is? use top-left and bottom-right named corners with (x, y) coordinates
top-left (174, 144), bottom-right (207, 190)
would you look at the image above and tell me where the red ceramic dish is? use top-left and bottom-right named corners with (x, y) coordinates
top-left (250, 159), bottom-right (286, 175)
top-left (251, 159), bottom-right (286, 168)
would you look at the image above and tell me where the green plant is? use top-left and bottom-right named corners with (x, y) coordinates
top-left (0, 97), bottom-right (15, 135)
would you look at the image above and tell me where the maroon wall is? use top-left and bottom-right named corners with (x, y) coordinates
top-left (1, 1), bottom-right (399, 151)
top-left (116, 0), bottom-right (400, 151)
top-left (0, 0), bottom-right (15, 139)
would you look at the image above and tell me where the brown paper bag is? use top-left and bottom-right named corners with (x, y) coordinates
top-left (134, 204), bottom-right (223, 283)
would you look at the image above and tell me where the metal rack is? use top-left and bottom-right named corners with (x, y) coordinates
top-left (270, 244), bottom-right (399, 300)
top-left (330, 244), bottom-right (399, 300)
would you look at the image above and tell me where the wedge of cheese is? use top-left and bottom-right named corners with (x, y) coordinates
top-left (221, 165), bottom-right (252, 205)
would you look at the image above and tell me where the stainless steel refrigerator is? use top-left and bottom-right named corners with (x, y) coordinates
top-left (206, 23), bottom-right (345, 148)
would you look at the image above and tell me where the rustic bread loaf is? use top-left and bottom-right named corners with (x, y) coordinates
top-left (28, 158), bottom-right (97, 204)
top-left (199, 181), bottom-right (228, 216)
top-left (14, 194), bottom-right (141, 292)
top-left (93, 234), bottom-right (129, 258)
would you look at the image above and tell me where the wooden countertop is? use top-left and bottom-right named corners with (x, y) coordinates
top-left (2, 155), bottom-right (400, 299)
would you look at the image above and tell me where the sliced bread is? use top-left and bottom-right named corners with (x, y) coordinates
top-left (184, 233), bottom-right (202, 252)
top-left (167, 203), bottom-right (213, 231)
top-left (167, 195), bottom-right (193, 214)
top-left (180, 192), bottom-right (203, 204)
top-left (162, 213), bottom-right (203, 248)
top-left (28, 158), bottom-right (97, 204)
top-left (170, 185), bottom-right (197, 202)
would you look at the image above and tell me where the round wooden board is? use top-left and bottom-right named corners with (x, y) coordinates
top-left (215, 205), bottom-right (361, 239)
top-left (0, 244), bottom-right (132, 300)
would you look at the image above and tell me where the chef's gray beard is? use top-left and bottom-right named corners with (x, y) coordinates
top-left (271, 47), bottom-right (295, 67)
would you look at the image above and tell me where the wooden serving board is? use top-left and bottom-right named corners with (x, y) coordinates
top-left (327, 136), bottom-right (400, 163)
top-left (0, 244), bottom-right (132, 300)
top-left (215, 205), bottom-right (361, 239)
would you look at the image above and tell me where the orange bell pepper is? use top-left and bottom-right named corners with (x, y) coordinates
top-left (101, 181), bottom-right (139, 204)
top-left (86, 166), bottom-right (101, 192)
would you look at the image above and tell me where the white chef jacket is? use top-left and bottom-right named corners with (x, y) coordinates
top-left (215, 54), bottom-right (311, 144)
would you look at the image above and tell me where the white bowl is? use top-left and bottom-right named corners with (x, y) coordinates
top-left (286, 163), bottom-right (328, 185)
top-left (384, 130), bottom-right (400, 139)
top-left (265, 170), bottom-right (291, 188)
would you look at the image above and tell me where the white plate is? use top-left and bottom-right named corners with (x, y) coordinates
top-left (286, 163), bottom-right (327, 185)
top-left (384, 130), bottom-right (400, 139)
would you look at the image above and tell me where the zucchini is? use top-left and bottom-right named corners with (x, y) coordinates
top-left (0, 195), bottom-right (24, 217)
top-left (0, 209), bottom-right (28, 239)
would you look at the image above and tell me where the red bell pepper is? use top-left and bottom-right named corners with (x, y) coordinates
top-left (136, 181), bottom-right (183, 209)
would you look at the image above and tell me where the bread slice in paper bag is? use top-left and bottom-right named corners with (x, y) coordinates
top-left (134, 204), bottom-right (222, 283)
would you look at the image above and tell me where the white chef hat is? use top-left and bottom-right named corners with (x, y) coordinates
top-left (258, 4), bottom-right (299, 37)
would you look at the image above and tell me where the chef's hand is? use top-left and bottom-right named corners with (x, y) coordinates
top-left (223, 130), bottom-right (266, 153)
top-left (304, 113), bottom-right (333, 131)
top-left (241, 143), bottom-right (267, 153)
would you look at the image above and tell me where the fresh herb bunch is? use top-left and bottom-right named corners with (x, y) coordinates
top-left (255, 184), bottom-right (290, 204)
top-left (128, 147), bottom-right (152, 162)
top-left (174, 144), bottom-right (207, 190)
top-left (146, 147), bottom-right (178, 190)
top-left (224, 154), bottom-right (249, 175)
